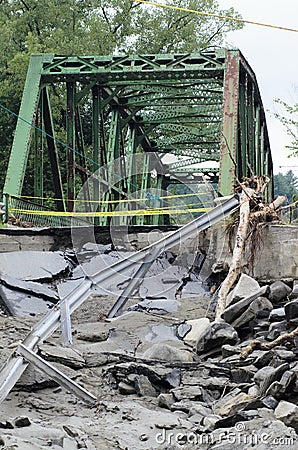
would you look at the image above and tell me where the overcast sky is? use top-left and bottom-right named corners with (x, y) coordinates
top-left (217, 0), bottom-right (298, 174)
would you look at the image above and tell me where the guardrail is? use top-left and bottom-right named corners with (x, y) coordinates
top-left (0, 194), bottom-right (240, 405)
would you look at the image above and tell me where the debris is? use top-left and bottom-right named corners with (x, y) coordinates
top-left (240, 326), bottom-right (298, 359)
top-left (196, 322), bottom-right (238, 354)
top-left (226, 273), bottom-right (260, 306)
top-left (285, 300), bottom-right (298, 322)
top-left (275, 400), bottom-right (298, 431)
top-left (215, 190), bottom-right (254, 321)
top-left (0, 251), bottom-right (69, 281)
top-left (0, 285), bottom-right (53, 316)
top-left (142, 343), bottom-right (193, 363)
top-left (269, 280), bottom-right (292, 303)
top-left (183, 318), bottom-right (210, 347)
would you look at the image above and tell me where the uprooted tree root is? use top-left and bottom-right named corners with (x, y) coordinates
top-left (214, 176), bottom-right (286, 322)
top-left (240, 326), bottom-right (298, 359)
top-left (227, 206), bottom-right (279, 272)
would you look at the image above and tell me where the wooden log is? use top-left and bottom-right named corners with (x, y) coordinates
top-left (215, 188), bottom-right (254, 322)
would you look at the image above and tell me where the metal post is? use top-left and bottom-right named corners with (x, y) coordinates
top-left (218, 51), bottom-right (240, 195)
top-left (66, 81), bottom-right (76, 212)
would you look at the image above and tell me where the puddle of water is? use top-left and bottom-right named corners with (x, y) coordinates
top-left (144, 324), bottom-right (179, 343)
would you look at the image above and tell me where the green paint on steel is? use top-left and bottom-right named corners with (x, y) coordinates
top-left (3, 54), bottom-right (44, 196)
top-left (3, 49), bottom-right (273, 225)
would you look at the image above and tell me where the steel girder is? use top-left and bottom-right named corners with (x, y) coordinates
top-left (3, 49), bottom-right (273, 226)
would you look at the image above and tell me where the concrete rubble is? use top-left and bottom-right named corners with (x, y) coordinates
top-left (0, 246), bottom-right (297, 449)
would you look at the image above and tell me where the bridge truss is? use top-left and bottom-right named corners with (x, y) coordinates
top-left (3, 49), bottom-right (273, 226)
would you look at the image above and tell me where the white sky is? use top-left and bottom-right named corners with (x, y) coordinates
top-left (218, 0), bottom-right (298, 174)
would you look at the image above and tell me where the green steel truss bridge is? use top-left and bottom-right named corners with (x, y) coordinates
top-left (3, 49), bottom-right (273, 227)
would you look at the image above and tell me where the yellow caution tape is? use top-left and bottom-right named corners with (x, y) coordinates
top-left (10, 207), bottom-right (211, 217)
top-left (11, 191), bottom-right (211, 204)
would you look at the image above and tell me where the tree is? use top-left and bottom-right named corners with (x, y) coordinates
top-left (0, 0), bottom-right (243, 192)
top-left (274, 170), bottom-right (298, 202)
top-left (273, 97), bottom-right (298, 157)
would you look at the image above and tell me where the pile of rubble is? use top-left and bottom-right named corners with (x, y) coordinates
top-left (0, 246), bottom-right (298, 448)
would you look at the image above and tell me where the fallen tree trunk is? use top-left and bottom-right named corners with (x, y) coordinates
top-left (215, 189), bottom-right (254, 322)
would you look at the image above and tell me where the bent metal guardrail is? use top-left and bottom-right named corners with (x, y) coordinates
top-left (0, 194), bottom-right (239, 405)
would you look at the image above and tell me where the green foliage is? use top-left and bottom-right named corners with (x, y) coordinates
top-left (273, 98), bottom-right (298, 157)
top-left (274, 170), bottom-right (298, 202)
top-left (0, 0), bottom-right (243, 192)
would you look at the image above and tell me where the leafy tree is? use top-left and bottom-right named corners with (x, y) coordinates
top-left (273, 97), bottom-right (298, 157)
top-left (0, 0), bottom-right (243, 192)
top-left (274, 170), bottom-right (298, 202)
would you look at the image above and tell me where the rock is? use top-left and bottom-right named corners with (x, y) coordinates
top-left (196, 322), bottom-right (238, 354)
top-left (0, 285), bottom-right (53, 316)
top-left (165, 368), bottom-right (182, 388)
top-left (269, 307), bottom-right (286, 322)
top-left (118, 381), bottom-right (136, 395)
top-left (223, 285), bottom-right (269, 323)
top-left (289, 280), bottom-right (298, 300)
top-left (135, 375), bottom-right (158, 397)
top-left (262, 395), bottom-right (279, 409)
top-left (273, 349), bottom-right (295, 361)
top-left (285, 300), bottom-right (298, 322)
top-left (275, 400), bottom-right (298, 430)
top-left (267, 321), bottom-right (289, 340)
top-left (0, 420), bottom-right (14, 429)
top-left (226, 274), bottom-right (260, 306)
top-left (251, 350), bottom-right (273, 369)
top-left (142, 343), bottom-right (193, 363)
top-left (171, 385), bottom-right (205, 402)
top-left (14, 416), bottom-right (31, 428)
top-left (254, 363), bottom-right (289, 395)
top-left (266, 370), bottom-right (296, 397)
top-left (158, 393), bottom-right (175, 409)
top-left (176, 323), bottom-right (191, 339)
top-left (39, 344), bottom-right (85, 369)
top-left (248, 384), bottom-right (260, 397)
top-left (0, 251), bottom-right (69, 281)
top-left (231, 297), bottom-right (273, 328)
top-left (202, 414), bottom-right (222, 431)
top-left (269, 280), bottom-right (291, 303)
top-left (231, 365), bottom-right (258, 383)
top-left (214, 389), bottom-right (253, 416)
top-left (221, 344), bottom-right (241, 358)
top-left (0, 276), bottom-right (59, 302)
top-left (183, 318), bottom-right (210, 347)
top-left (75, 322), bottom-right (110, 342)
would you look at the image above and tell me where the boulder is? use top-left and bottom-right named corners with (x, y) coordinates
top-left (285, 300), bottom-right (298, 322)
top-left (266, 370), bottom-right (296, 398)
top-left (275, 400), bottom-right (298, 431)
top-left (269, 307), bottom-right (286, 322)
top-left (226, 274), bottom-right (260, 306)
top-left (289, 280), bottom-right (298, 300)
top-left (135, 375), bottom-right (158, 397)
top-left (231, 297), bottom-right (273, 328)
top-left (196, 322), bottom-right (238, 354)
top-left (214, 389), bottom-right (253, 416)
top-left (142, 343), bottom-right (193, 363)
top-left (223, 285), bottom-right (269, 323)
top-left (269, 280), bottom-right (291, 303)
top-left (183, 318), bottom-right (210, 347)
top-left (254, 363), bottom-right (289, 395)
